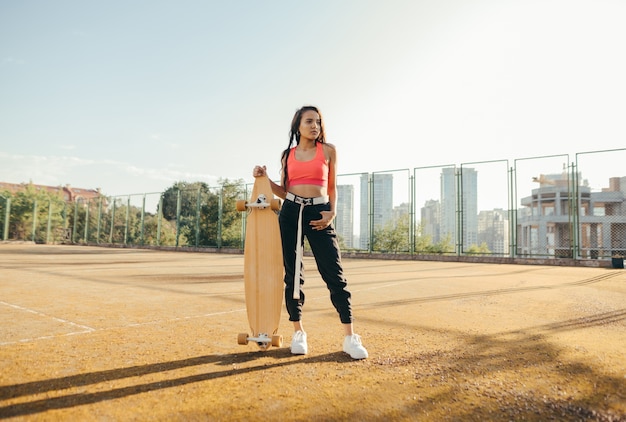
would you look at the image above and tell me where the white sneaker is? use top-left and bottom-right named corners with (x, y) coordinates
top-left (343, 334), bottom-right (368, 359)
top-left (291, 330), bottom-right (308, 355)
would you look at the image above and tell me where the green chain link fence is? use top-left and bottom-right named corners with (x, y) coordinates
top-left (2, 148), bottom-right (625, 264)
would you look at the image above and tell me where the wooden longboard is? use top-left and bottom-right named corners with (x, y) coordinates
top-left (236, 175), bottom-right (284, 350)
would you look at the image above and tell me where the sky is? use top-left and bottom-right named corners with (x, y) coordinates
top-left (1, 0), bottom-right (625, 199)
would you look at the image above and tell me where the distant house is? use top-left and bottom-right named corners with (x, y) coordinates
top-left (0, 182), bottom-right (102, 203)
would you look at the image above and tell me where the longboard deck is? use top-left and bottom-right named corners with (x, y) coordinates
top-left (237, 176), bottom-right (284, 350)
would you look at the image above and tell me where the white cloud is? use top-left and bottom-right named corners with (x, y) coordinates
top-left (0, 152), bottom-right (222, 196)
top-left (124, 164), bottom-right (219, 185)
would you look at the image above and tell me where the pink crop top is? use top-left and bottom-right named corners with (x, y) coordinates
top-left (287, 142), bottom-right (329, 187)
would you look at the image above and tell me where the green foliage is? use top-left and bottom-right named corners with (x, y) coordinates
top-left (142, 214), bottom-right (178, 246)
top-left (465, 242), bottom-right (491, 255)
top-left (415, 231), bottom-right (455, 254)
top-left (88, 197), bottom-right (180, 246)
top-left (159, 181), bottom-right (210, 221)
top-left (1, 185), bottom-right (67, 242)
top-left (0, 178), bottom-right (243, 247)
top-left (372, 213), bottom-right (410, 253)
top-left (208, 178), bottom-right (246, 248)
top-left (371, 216), bottom-right (456, 254)
top-left (159, 178), bottom-right (246, 247)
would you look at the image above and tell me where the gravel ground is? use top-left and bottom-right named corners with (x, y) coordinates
top-left (1, 244), bottom-right (625, 421)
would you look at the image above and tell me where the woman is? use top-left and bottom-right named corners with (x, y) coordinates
top-left (253, 105), bottom-right (368, 359)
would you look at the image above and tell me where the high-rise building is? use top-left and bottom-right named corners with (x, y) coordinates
top-left (336, 184), bottom-right (354, 248)
top-left (440, 167), bottom-right (478, 251)
top-left (359, 173), bottom-right (394, 250)
top-left (420, 199), bottom-right (440, 243)
top-left (440, 167), bottom-right (457, 248)
top-left (460, 167), bottom-right (478, 248)
top-left (477, 208), bottom-right (509, 254)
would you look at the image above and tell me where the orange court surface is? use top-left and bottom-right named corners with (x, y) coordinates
top-left (1, 244), bottom-right (625, 421)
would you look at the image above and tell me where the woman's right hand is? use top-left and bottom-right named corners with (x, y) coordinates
top-left (253, 165), bottom-right (267, 177)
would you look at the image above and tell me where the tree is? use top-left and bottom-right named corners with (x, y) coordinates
top-left (159, 179), bottom-right (246, 248)
top-left (142, 214), bottom-right (178, 246)
top-left (2, 184), bottom-right (67, 243)
top-left (204, 178), bottom-right (246, 247)
top-left (197, 178), bottom-right (246, 247)
top-left (465, 242), bottom-right (491, 255)
top-left (374, 210), bottom-right (457, 254)
top-left (414, 222), bottom-right (455, 254)
top-left (160, 181), bottom-right (211, 221)
top-left (372, 213), bottom-right (410, 253)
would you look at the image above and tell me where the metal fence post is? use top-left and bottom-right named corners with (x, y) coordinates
top-left (175, 189), bottom-right (181, 247)
top-left (570, 162), bottom-right (579, 259)
top-left (73, 201), bottom-right (79, 244)
top-left (32, 200), bottom-right (38, 242)
top-left (46, 199), bottom-right (52, 244)
top-left (140, 194), bottom-right (146, 246)
top-left (96, 197), bottom-right (102, 244)
top-left (157, 195), bottom-right (163, 245)
top-left (508, 166), bottom-right (516, 258)
top-left (368, 173), bottom-right (373, 253)
top-left (409, 172), bottom-right (415, 254)
top-left (455, 168), bottom-right (462, 256)
top-left (124, 196), bottom-right (130, 245)
top-left (2, 196), bottom-right (11, 241)
top-left (109, 200), bottom-right (116, 244)
top-left (217, 186), bottom-right (223, 249)
top-left (84, 200), bottom-right (89, 243)
top-left (62, 202), bottom-right (67, 237)
top-left (195, 187), bottom-right (201, 247)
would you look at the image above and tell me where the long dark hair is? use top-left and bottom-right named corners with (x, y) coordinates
top-left (281, 105), bottom-right (326, 188)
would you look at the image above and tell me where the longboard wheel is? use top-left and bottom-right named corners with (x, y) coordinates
top-left (236, 200), bottom-right (247, 212)
top-left (271, 335), bottom-right (283, 347)
top-left (270, 199), bottom-right (281, 211)
top-left (237, 333), bottom-right (249, 345)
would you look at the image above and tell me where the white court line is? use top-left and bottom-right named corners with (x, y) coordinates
top-left (0, 300), bottom-right (95, 346)
top-left (348, 279), bottom-right (418, 294)
top-left (0, 300), bottom-right (95, 331)
top-left (121, 308), bottom-right (246, 328)
top-left (0, 330), bottom-right (94, 346)
top-left (0, 303), bottom-right (247, 346)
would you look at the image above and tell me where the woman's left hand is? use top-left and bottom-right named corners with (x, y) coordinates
top-left (310, 211), bottom-right (335, 231)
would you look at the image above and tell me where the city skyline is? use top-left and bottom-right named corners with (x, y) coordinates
top-left (329, 168), bottom-right (625, 256)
